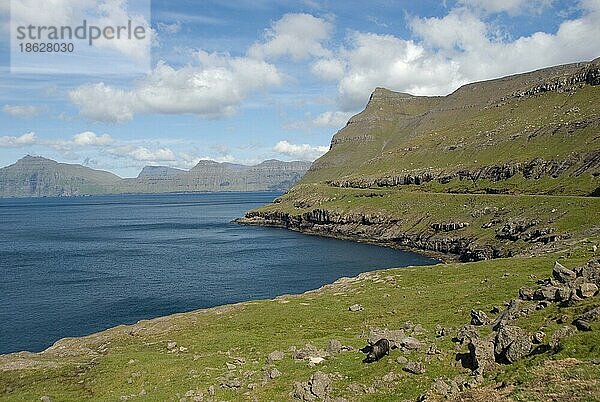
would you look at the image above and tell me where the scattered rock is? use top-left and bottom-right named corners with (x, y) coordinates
top-left (494, 325), bottom-right (531, 363)
top-left (403, 361), bottom-right (425, 375)
top-left (166, 341), bottom-right (178, 352)
top-left (550, 326), bottom-right (577, 350)
top-left (470, 309), bottom-right (489, 326)
top-left (308, 357), bottom-right (325, 366)
top-left (577, 283), bottom-right (598, 298)
top-left (396, 356), bottom-right (408, 365)
top-left (553, 261), bottom-right (577, 284)
top-left (454, 325), bottom-right (480, 345)
top-left (40, 397), bottom-right (51, 402)
top-left (349, 304), bottom-right (363, 312)
top-left (265, 368), bottom-right (281, 380)
top-left (532, 331), bottom-right (546, 344)
top-left (226, 362), bottom-right (236, 370)
top-left (267, 350), bottom-right (285, 364)
top-left (326, 339), bottom-right (342, 355)
top-left (401, 337), bottom-right (422, 350)
top-left (367, 328), bottom-right (406, 349)
top-left (468, 339), bottom-right (496, 375)
top-left (292, 371), bottom-right (331, 401)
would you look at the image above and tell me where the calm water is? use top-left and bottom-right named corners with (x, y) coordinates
top-left (0, 192), bottom-right (437, 354)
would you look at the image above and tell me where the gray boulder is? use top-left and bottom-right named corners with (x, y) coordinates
top-left (468, 338), bottom-right (496, 375)
top-left (553, 261), bottom-right (576, 283)
top-left (470, 309), bottom-right (489, 326)
top-left (494, 325), bottom-right (531, 363)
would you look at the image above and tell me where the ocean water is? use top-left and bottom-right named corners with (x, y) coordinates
top-left (0, 192), bottom-right (437, 354)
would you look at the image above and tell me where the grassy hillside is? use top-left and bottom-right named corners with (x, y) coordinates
top-left (1, 249), bottom-right (598, 401)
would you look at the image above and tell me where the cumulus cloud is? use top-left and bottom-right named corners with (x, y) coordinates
top-left (314, 4), bottom-right (600, 111)
top-left (156, 21), bottom-right (182, 34)
top-left (109, 145), bottom-right (177, 162)
top-left (312, 111), bottom-right (353, 128)
top-left (273, 140), bottom-right (328, 160)
top-left (248, 13), bottom-right (333, 61)
top-left (72, 131), bottom-right (113, 146)
top-left (0, 132), bottom-right (38, 148)
top-left (3, 105), bottom-right (44, 118)
top-left (70, 56), bottom-right (282, 122)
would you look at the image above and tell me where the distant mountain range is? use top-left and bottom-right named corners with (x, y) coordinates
top-left (0, 156), bottom-right (312, 197)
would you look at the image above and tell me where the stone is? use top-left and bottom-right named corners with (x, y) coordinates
top-left (534, 286), bottom-right (559, 301)
top-left (267, 350), bottom-right (285, 364)
top-left (396, 356), bottom-right (408, 365)
top-left (40, 397), bottom-right (51, 402)
top-left (403, 361), bottom-right (426, 375)
top-left (532, 331), bottom-right (546, 344)
top-left (401, 337), bottom-right (422, 350)
top-left (577, 283), bottom-right (598, 298)
top-left (367, 328), bottom-right (406, 348)
top-left (268, 368), bottom-right (281, 379)
top-left (470, 309), bottom-right (489, 326)
top-left (574, 320), bottom-right (591, 331)
top-left (293, 344), bottom-right (321, 360)
top-left (454, 325), bottom-right (480, 344)
top-left (494, 325), bottom-right (531, 363)
top-left (468, 339), bottom-right (496, 375)
top-left (226, 362), bottom-right (236, 370)
top-left (166, 341), bottom-right (177, 351)
top-left (308, 357), bottom-right (325, 366)
top-left (553, 261), bottom-right (576, 284)
top-left (575, 306), bottom-right (600, 323)
top-left (550, 326), bottom-right (577, 350)
top-left (518, 287), bottom-right (534, 300)
top-left (310, 372), bottom-right (331, 399)
top-left (348, 304), bottom-right (363, 312)
top-left (326, 339), bottom-right (342, 355)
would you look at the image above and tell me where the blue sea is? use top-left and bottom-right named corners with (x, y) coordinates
top-left (0, 192), bottom-right (437, 354)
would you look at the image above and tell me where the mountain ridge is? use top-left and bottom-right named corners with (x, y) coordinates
top-left (0, 155), bottom-right (312, 197)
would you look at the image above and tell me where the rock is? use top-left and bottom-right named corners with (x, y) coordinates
top-left (534, 286), bottom-right (559, 301)
top-left (490, 306), bottom-right (501, 314)
top-left (577, 283), bottom-right (598, 298)
top-left (431, 378), bottom-right (460, 398)
top-left (532, 331), bottom-right (546, 344)
top-left (226, 362), bottom-right (236, 370)
top-left (550, 326), bottom-right (577, 350)
top-left (427, 345), bottom-right (442, 355)
top-left (326, 339), bottom-right (342, 354)
top-left (220, 374), bottom-right (242, 389)
top-left (468, 339), bottom-right (496, 375)
top-left (574, 320), bottom-right (592, 331)
top-left (166, 341), bottom-right (178, 351)
top-left (396, 356), bottom-right (408, 365)
top-left (308, 357), bottom-right (325, 366)
top-left (518, 287), bottom-right (534, 300)
top-left (401, 337), bottom-right (422, 350)
top-left (382, 372), bottom-right (397, 382)
top-left (575, 306), bottom-right (600, 323)
top-left (470, 309), bottom-right (489, 326)
top-left (413, 324), bottom-right (426, 335)
top-left (553, 261), bottom-right (576, 284)
top-left (435, 325), bottom-right (448, 337)
top-left (311, 372), bottom-right (331, 399)
top-left (494, 325), bottom-right (531, 363)
top-left (454, 325), bottom-right (480, 344)
top-left (367, 328), bottom-right (406, 348)
top-left (267, 350), bottom-right (285, 364)
top-left (293, 344), bottom-right (322, 360)
top-left (267, 368), bottom-right (281, 379)
top-left (349, 304), bottom-right (363, 312)
top-left (40, 397), bottom-right (51, 402)
top-left (403, 361), bottom-right (426, 375)
top-left (208, 385), bottom-right (215, 396)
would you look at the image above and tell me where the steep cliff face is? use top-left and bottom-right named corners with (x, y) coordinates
top-left (119, 159), bottom-right (311, 193)
top-left (302, 58), bottom-right (600, 196)
top-left (0, 156), bottom-right (121, 197)
top-left (240, 59), bottom-right (600, 260)
top-left (0, 157), bottom-right (312, 197)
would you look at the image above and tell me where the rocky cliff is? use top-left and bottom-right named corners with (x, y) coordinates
top-left (0, 156), bottom-right (312, 197)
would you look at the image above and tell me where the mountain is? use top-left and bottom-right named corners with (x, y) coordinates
top-left (239, 58), bottom-right (600, 261)
top-left (0, 156), bottom-right (312, 197)
top-left (0, 155), bottom-right (121, 197)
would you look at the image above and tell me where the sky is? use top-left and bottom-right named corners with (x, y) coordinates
top-left (0, 0), bottom-right (599, 177)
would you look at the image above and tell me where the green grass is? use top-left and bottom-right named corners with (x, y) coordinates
top-left (2, 249), bottom-right (599, 401)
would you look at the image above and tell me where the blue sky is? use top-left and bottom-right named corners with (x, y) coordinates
top-left (0, 0), bottom-right (599, 177)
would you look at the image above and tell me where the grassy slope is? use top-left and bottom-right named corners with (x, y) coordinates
top-left (1, 249), bottom-right (599, 401)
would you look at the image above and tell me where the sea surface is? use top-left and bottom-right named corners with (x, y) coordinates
top-left (0, 192), bottom-right (437, 354)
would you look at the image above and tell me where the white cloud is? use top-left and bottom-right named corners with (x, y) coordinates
top-left (311, 58), bottom-right (345, 81)
top-left (72, 131), bottom-right (113, 146)
top-left (457, 0), bottom-right (553, 15)
top-left (318, 5), bottom-right (600, 111)
top-left (248, 13), bottom-right (332, 61)
top-left (273, 140), bottom-right (328, 160)
top-left (3, 104), bottom-right (44, 118)
top-left (157, 21), bottom-right (182, 34)
top-left (0, 132), bottom-right (37, 148)
top-left (109, 145), bottom-right (177, 162)
top-left (70, 56), bottom-right (282, 122)
top-left (312, 111), bottom-right (353, 128)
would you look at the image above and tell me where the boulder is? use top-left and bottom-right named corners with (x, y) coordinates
top-left (403, 361), bottom-right (426, 375)
top-left (550, 326), bottom-right (577, 350)
top-left (468, 339), bottom-right (496, 375)
top-left (292, 371), bottom-right (331, 401)
top-left (348, 304), bottom-right (363, 312)
top-left (400, 337), bottom-right (422, 350)
top-left (367, 328), bottom-right (406, 349)
top-left (494, 325), bottom-right (531, 363)
top-left (553, 261), bottom-right (576, 283)
top-left (470, 309), bottom-right (489, 326)
top-left (577, 283), bottom-right (598, 298)
top-left (326, 339), bottom-right (342, 355)
top-left (267, 350), bottom-right (285, 364)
